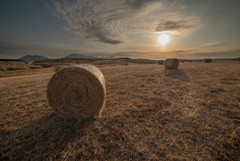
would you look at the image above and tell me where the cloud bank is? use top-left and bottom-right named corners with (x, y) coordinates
top-left (52, 0), bottom-right (155, 44)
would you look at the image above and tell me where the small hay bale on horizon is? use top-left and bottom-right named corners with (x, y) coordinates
top-left (47, 64), bottom-right (106, 120)
top-left (164, 58), bottom-right (179, 69)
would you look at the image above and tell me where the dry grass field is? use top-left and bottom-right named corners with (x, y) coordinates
top-left (0, 60), bottom-right (240, 160)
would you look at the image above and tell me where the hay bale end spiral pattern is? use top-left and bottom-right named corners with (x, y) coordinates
top-left (47, 64), bottom-right (106, 119)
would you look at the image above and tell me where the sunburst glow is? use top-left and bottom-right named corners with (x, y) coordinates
top-left (158, 33), bottom-right (170, 46)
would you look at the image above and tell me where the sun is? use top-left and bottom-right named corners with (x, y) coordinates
top-left (158, 33), bottom-right (170, 46)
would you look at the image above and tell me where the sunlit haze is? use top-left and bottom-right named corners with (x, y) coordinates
top-left (158, 33), bottom-right (170, 46)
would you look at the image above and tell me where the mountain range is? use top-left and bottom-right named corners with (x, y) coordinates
top-left (18, 55), bottom-right (48, 60)
top-left (64, 53), bottom-right (95, 58)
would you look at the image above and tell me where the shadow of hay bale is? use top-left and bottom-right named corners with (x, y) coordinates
top-left (0, 113), bottom-right (92, 161)
top-left (164, 69), bottom-right (190, 81)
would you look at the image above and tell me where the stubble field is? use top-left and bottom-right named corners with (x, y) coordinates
top-left (0, 60), bottom-right (240, 160)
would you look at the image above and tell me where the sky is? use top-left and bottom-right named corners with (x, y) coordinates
top-left (0, 0), bottom-right (240, 59)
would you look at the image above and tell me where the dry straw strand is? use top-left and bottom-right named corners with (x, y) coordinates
top-left (47, 64), bottom-right (106, 119)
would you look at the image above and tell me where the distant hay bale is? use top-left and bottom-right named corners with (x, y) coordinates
top-left (205, 58), bottom-right (212, 63)
top-left (158, 60), bottom-right (164, 65)
top-left (55, 66), bottom-right (62, 72)
top-left (164, 58), bottom-right (179, 69)
top-left (47, 64), bottom-right (106, 119)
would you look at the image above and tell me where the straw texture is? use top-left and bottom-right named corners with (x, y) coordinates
top-left (54, 65), bottom-right (68, 72)
top-left (47, 64), bottom-right (106, 119)
top-left (164, 58), bottom-right (179, 69)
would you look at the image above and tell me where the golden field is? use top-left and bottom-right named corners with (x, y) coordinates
top-left (0, 60), bottom-right (239, 160)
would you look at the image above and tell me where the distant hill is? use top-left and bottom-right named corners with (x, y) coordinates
top-left (18, 55), bottom-right (48, 60)
top-left (64, 53), bottom-right (95, 58)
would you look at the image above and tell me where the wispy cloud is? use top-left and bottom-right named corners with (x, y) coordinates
top-left (125, 0), bottom-right (159, 9)
top-left (202, 42), bottom-right (223, 47)
top-left (51, 0), bottom-right (198, 44)
top-left (52, 0), bottom-right (157, 44)
top-left (156, 20), bottom-right (194, 32)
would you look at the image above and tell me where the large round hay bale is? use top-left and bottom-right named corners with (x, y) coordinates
top-left (47, 64), bottom-right (106, 119)
top-left (54, 66), bottom-right (62, 72)
top-left (164, 58), bottom-right (179, 69)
